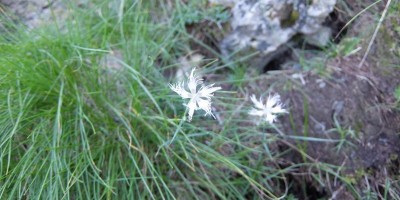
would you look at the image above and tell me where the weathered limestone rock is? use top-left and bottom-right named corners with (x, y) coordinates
top-left (213, 0), bottom-right (336, 68)
top-left (0, 0), bottom-right (91, 29)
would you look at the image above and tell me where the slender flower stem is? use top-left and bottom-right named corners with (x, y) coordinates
top-left (155, 108), bottom-right (188, 157)
top-left (169, 108), bottom-right (188, 145)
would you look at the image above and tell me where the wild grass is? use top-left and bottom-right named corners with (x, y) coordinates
top-left (0, 0), bottom-right (286, 199)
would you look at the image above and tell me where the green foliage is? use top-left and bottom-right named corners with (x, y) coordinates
top-left (178, 1), bottom-right (230, 24)
top-left (0, 1), bottom-right (278, 199)
top-left (285, 194), bottom-right (299, 200)
top-left (395, 86), bottom-right (400, 108)
top-left (328, 37), bottom-right (361, 58)
top-left (228, 65), bottom-right (247, 87)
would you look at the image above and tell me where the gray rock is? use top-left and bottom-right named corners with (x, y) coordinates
top-left (214, 0), bottom-right (336, 68)
top-left (0, 0), bottom-right (88, 29)
top-left (304, 26), bottom-right (332, 47)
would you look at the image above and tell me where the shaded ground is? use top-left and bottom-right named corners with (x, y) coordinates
top-left (185, 1), bottom-right (400, 199)
top-left (277, 59), bottom-right (400, 199)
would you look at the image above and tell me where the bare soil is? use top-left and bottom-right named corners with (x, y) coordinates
top-left (186, 1), bottom-right (400, 199)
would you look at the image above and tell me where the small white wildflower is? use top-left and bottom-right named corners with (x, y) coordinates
top-left (249, 93), bottom-right (288, 124)
top-left (169, 68), bottom-right (221, 122)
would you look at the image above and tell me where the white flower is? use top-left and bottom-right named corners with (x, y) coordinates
top-left (169, 68), bottom-right (221, 121)
top-left (249, 93), bottom-right (287, 124)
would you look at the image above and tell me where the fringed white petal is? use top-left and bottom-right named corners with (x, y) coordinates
top-left (271, 103), bottom-right (287, 114)
top-left (196, 98), bottom-right (210, 114)
top-left (198, 84), bottom-right (221, 97)
top-left (248, 108), bottom-right (264, 117)
top-left (265, 113), bottom-right (277, 124)
top-left (266, 94), bottom-right (280, 109)
top-left (188, 68), bottom-right (203, 94)
top-left (169, 82), bottom-right (191, 99)
top-left (186, 100), bottom-right (197, 122)
top-left (250, 94), bottom-right (265, 110)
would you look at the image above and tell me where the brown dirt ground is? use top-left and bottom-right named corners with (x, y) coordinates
top-left (187, 1), bottom-right (400, 199)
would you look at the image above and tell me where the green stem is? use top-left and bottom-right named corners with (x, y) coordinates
top-left (169, 107), bottom-right (188, 145)
top-left (155, 108), bottom-right (188, 156)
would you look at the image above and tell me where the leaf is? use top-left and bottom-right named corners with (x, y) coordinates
top-left (339, 37), bottom-right (360, 57)
top-left (395, 86), bottom-right (400, 101)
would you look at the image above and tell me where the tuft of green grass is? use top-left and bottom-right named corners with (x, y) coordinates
top-left (395, 86), bottom-right (400, 109)
top-left (395, 86), bottom-right (400, 101)
top-left (0, 1), bottom-right (283, 199)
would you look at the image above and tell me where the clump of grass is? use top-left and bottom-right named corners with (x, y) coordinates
top-left (0, 1), bottom-right (285, 199)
